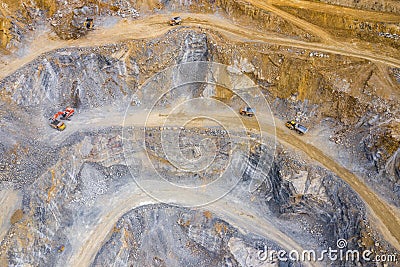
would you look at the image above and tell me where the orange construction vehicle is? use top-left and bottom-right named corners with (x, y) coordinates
top-left (60, 107), bottom-right (74, 120)
top-left (48, 107), bottom-right (75, 130)
top-left (49, 112), bottom-right (66, 131)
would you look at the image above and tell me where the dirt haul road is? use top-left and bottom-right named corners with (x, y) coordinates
top-left (270, 0), bottom-right (400, 22)
top-left (1, 11), bottom-right (400, 82)
top-left (45, 107), bottom-right (400, 256)
top-left (245, 0), bottom-right (340, 44)
top-left (275, 127), bottom-right (400, 251)
top-left (2, 1), bottom-right (400, 264)
top-left (66, 181), bottom-right (316, 267)
top-left (237, 116), bottom-right (400, 251)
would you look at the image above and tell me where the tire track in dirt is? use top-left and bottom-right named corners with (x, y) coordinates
top-left (2, 6), bottom-right (400, 264)
top-left (52, 109), bottom-right (400, 254)
top-left (242, 117), bottom-right (400, 250)
top-left (1, 12), bottom-right (400, 82)
top-left (276, 128), bottom-right (400, 250)
top-left (270, 0), bottom-right (400, 22)
top-left (245, 0), bottom-right (340, 45)
top-left (66, 182), bottom-right (313, 267)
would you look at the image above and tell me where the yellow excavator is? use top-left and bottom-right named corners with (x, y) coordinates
top-left (49, 115), bottom-right (66, 131)
top-left (49, 107), bottom-right (75, 131)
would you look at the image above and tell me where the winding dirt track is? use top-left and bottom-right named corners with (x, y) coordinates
top-left (51, 108), bottom-right (400, 267)
top-left (66, 181), bottom-right (314, 267)
top-left (1, 11), bottom-right (400, 82)
top-left (270, 0), bottom-right (400, 21)
top-left (2, 1), bottom-right (400, 265)
top-left (245, 0), bottom-right (340, 44)
top-left (276, 127), bottom-right (400, 250)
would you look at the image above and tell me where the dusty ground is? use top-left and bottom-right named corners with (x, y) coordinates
top-left (0, 0), bottom-right (399, 266)
top-left (0, 190), bottom-right (22, 243)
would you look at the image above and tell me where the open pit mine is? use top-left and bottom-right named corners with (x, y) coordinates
top-left (0, 0), bottom-right (399, 266)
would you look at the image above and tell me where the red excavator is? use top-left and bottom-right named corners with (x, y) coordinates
top-left (49, 112), bottom-right (66, 131)
top-left (60, 107), bottom-right (74, 120)
top-left (49, 107), bottom-right (75, 131)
